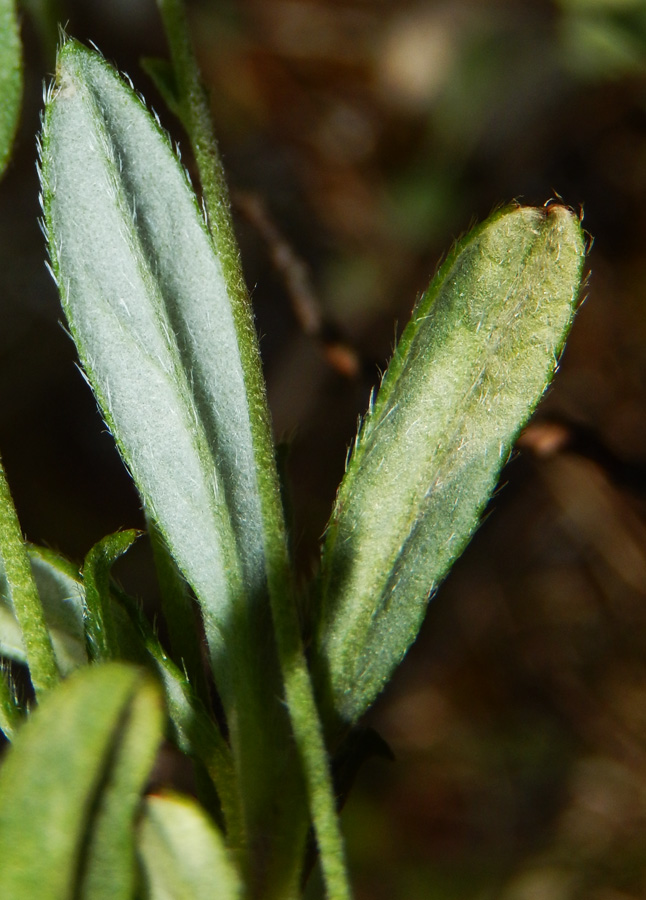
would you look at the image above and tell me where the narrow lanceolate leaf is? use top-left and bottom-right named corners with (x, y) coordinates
top-left (40, 39), bottom-right (249, 701)
top-left (39, 39), bottom-right (279, 702)
top-left (138, 792), bottom-right (243, 900)
top-left (0, 0), bottom-right (22, 178)
top-left (0, 460), bottom-right (59, 696)
top-left (39, 41), bottom-right (304, 875)
top-left (315, 204), bottom-right (586, 728)
top-left (0, 663), bottom-right (164, 900)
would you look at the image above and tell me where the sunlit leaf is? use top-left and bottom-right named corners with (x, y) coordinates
top-left (39, 39), bottom-right (267, 707)
top-left (39, 41), bottom-right (306, 871)
top-left (315, 204), bottom-right (586, 728)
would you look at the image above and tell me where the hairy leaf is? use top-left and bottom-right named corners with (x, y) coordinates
top-left (39, 42), bottom-right (305, 871)
top-left (39, 39), bottom-right (266, 706)
top-left (315, 204), bottom-right (586, 728)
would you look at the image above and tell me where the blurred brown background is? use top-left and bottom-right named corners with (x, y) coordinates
top-left (3, 0), bottom-right (646, 897)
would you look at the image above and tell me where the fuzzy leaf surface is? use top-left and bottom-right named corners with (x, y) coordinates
top-left (0, 662), bottom-right (163, 899)
top-left (138, 792), bottom-right (242, 900)
top-left (315, 205), bottom-right (586, 727)
top-left (0, 0), bottom-right (22, 177)
top-left (39, 40), bottom-right (268, 708)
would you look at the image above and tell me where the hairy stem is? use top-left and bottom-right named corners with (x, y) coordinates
top-left (155, 5), bottom-right (352, 895)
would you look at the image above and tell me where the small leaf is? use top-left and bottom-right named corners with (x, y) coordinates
top-left (0, 662), bottom-right (164, 899)
top-left (82, 529), bottom-right (139, 662)
top-left (29, 546), bottom-right (87, 672)
top-left (0, 0), bottom-right (22, 178)
top-left (138, 792), bottom-right (243, 900)
top-left (0, 546), bottom-right (87, 674)
top-left (315, 204), bottom-right (586, 728)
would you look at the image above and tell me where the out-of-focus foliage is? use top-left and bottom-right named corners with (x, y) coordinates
top-left (557, 0), bottom-right (646, 80)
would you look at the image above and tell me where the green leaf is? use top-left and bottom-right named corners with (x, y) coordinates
top-left (39, 41), bottom-right (307, 876)
top-left (80, 671), bottom-right (164, 900)
top-left (0, 0), bottom-right (22, 178)
top-left (0, 662), bottom-right (164, 899)
top-left (40, 38), bottom-right (267, 709)
top-left (30, 547), bottom-right (87, 671)
top-left (82, 529), bottom-right (139, 662)
top-left (138, 792), bottom-right (243, 900)
top-left (315, 204), bottom-right (586, 728)
top-left (112, 584), bottom-right (245, 849)
top-left (0, 545), bottom-right (87, 675)
top-left (0, 460), bottom-right (59, 696)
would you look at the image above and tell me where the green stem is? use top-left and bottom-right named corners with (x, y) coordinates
top-left (153, 0), bottom-right (274, 477)
top-left (273, 589), bottom-right (353, 900)
top-left (154, 0), bottom-right (234, 245)
top-left (0, 459), bottom-right (59, 698)
top-left (155, 4), bottom-right (353, 896)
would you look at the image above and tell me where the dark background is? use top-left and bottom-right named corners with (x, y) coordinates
top-left (3, 1), bottom-right (646, 897)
